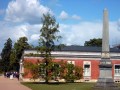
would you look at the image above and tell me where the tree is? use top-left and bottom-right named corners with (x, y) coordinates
top-left (74, 66), bottom-right (83, 80)
top-left (59, 60), bottom-right (67, 79)
top-left (14, 37), bottom-right (30, 71)
top-left (39, 13), bottom-right (61, 83)
top-left (24, 61), bottom-right (40, 81)
top-left (0, 58), bottom-right (3, 73)
top-left (9, 49), bottom-right (17, 71)
top-left (1, 38), bottom-right (12, 72)
top-left (24, 60), bottom-right (83, 82)
top-left (84, 38), bottom-right (102, 47)
top-left (65, 63), bottom-right (75, 82)
top-left (51, 62), bottom-right (60, 81)
top-left (65, 63), bottom-right (83, 82)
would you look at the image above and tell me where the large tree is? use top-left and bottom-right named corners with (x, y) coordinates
top-left (14, 37), bottom-right (30, 71)
top-left (1, 38), bottom-right (12, 72)
top-left (84, 38), bottom-right (102, 47)
top-left (9, 48), bottom-right (17, 71)
top-left (39, 13), bottom-right (61, 83)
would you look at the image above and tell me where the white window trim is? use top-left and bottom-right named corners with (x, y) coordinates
top-left (83, 61), bottom-right (91, 77)
top-left (114, 64), bottom-right (120, 76)
top-left (67, 61), bottom-right (75, 65)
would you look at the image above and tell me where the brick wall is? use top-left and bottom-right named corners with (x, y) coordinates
top-left (23, 57), bottom-right (120, 81)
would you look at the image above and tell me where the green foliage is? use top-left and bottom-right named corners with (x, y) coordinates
top-left (0, 37), bottom-right (31, 72)
top-left (65, 63), bottom-right (83, 82)
top-left (14, 37), bottom-right (30, 60)
top-left (51, 63), bottom-right (60, 80)
top-left (84, 38), bottom-right (102, 47)
top-left (59, 60), bottom-right (67, 79)
top-left (1, 38), bottom-right (12, 72)
top-left (14, 37), bottom-right (30, 71)
top-left (24, 60), bottom-right (83, 83)
top-left (39, 13), bottom-right (61, 83)
top-left (74, 66), bottom-right (83, 80)
top-left (9, 49), bottom-right (18, 71)
top-left (24, 53), bottom-right (41, 57)
top-left (39, 63), bottom-right (46, 79)
top-left (0, 60), bottom-right (3, 73)
top-left (55, 44), bottom-right (66, 50)
top-left (39, 13), bottom-right (61, 48)
top-left (24, 61), bottom-right (40, 81)
top-left (65, 63), bottom-right (75, 82)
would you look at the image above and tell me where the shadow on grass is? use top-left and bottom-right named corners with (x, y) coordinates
top-left (22, 81), bottom-right (94, 85)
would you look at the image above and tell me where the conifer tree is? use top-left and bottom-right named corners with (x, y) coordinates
top-left (1, 38), bottom-right (12, 72)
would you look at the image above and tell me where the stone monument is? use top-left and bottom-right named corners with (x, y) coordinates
top-left (93, 9), bottom-right (120, 90)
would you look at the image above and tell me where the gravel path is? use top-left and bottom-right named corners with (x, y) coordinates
top-left (0, 76), bottom-right (31, 90)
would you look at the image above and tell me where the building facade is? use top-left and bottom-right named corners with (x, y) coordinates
top-left (20, 46), bottom-right (120, 82)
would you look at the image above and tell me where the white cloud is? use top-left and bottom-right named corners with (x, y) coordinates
top-left (117, 19), bottom-right (120, 31)
top-left (30, 34), bottom-right (39, 41)
top-left (72, 15), bottom-right (81, 20)
top-left (0, 0), bottom-right (120, 52)
top-left (0, 24), bottom-right (27, 42)
top-left (5, 0), bottom-right (52, 24)
top-left (59, 21), bottom-right (120, 46)
top-left (0, 22), bottom-right (27, 52)
top-left (0, 22), bottom-right (41, 45)
top-left (59, 11), bottom-right (81, 21)
top-left (59, 11), bottom-right (69, 20)
top-left (0, 20), bottom-right (120, 52)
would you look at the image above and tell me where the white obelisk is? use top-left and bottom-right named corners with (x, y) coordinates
top-left (93, 8), bottom-right (119, 90)
top-left (101, 8), bottom-right (110, 59)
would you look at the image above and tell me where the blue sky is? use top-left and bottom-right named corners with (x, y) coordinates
top-left (0, 0), bottom-right (120, 52)
top-left (41, 0), bottom-right (120, 21)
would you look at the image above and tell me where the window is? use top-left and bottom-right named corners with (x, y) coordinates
top-left (115, 65), bottom-right (120, 76)
top-left (84, 64), bottom-right (90, 76)
top-left (84, 65), bottom-right (90, 72)
top-left (67, 61), bottom-right (75, 65)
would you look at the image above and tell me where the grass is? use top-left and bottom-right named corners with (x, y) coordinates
top-left (22, 82), bottom-right (120, 90)
top-left (22, 82), bottom-right (95, 90)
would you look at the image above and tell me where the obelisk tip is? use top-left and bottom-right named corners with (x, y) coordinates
top-left (104, 8), bottom-right (108, 11)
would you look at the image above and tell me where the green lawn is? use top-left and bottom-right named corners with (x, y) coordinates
top-left (22, 82), bottom-right (95, 90)
top-left (22, 82), bottom-right (120, 90)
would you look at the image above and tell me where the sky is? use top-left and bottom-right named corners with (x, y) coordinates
top-left (0, 0), bottom-right (120, 52)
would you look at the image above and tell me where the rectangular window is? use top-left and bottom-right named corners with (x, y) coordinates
top-left (67, 61), bottom-right (75, 65)
top-left (115, 65), bottom-right (120, 76)
top-left (84, 64), bottom-right (90, 76)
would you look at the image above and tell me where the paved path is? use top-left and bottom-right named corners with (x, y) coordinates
top-left (0, 75), bottom-right (31, 90)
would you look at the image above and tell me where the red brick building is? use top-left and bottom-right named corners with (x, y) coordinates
top-left (20, 46), bottom-right (120, 82)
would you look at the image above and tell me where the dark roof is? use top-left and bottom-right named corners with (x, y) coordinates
top-left (54, 46), bottom-right (120, 52)
top-left (25, 46), bottom-right (120, 52)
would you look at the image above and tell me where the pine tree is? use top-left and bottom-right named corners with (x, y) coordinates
top-left (1, 38), bottom-right (12, 72)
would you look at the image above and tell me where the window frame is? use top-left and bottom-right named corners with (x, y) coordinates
top-left (114, 64), bottom-right (120, 76)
